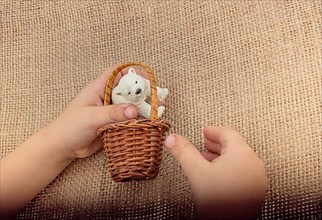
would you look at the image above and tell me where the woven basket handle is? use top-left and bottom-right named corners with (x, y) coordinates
top-left (104, 62), bottom-right (158, 120)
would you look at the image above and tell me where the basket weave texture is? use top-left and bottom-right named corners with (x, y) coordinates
top-left (98, 62), bottom-right (171, 182)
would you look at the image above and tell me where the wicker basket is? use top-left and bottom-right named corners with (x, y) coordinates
top-left (98, 62), bottom-right (171, 182)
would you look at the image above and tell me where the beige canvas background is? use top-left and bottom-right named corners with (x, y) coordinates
top-left (1, 0), bottom-right (321, 219)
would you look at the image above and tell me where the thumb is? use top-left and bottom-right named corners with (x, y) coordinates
top-left (89, 104), bottom-right (138, 128)
top-left (165, 134), bottom-right (208, 178)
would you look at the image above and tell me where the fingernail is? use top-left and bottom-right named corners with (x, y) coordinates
top-left (123, 106), bottom-right (136, 119)
top-left (165, 135), bottom-right (176, 149)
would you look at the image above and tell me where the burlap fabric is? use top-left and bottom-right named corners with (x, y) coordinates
top-left (1, 0), bottom-right (321, 219)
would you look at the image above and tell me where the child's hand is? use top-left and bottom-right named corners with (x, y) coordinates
top-left (1, 65), bottom-right (143, 216)
top-left (165, 126), bottom-right (268, 220)
top-left (45, 65), bottom-right (139, 160)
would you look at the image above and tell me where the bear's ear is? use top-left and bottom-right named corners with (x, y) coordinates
top-left (128, 68), bottom-right (137, 75)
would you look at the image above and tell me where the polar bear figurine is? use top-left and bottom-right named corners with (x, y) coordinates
top-left (111, 68), bottom-right (169, 118)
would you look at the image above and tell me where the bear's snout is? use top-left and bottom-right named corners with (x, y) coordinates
top-left (135, 88), bottom-right (142, 95)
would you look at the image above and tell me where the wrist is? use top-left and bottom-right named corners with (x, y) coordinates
top-left (37, 125), bottom-right (75, 163)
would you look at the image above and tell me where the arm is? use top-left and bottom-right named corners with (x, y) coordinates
top-left (0, 127), bottom-right (73, 215)
top-left (0, 65), bottom-right (138, 217)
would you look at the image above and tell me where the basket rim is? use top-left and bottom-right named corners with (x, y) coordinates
top-left (98, 118), bottom-right (171, 134)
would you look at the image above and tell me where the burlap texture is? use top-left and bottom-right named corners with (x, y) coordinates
top-left (1, 0), bottom-right (321, 219)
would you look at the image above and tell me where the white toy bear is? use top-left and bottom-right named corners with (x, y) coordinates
top-left (112, 68), bottom-right (169, 118)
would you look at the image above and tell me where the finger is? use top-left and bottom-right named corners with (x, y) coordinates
top-left (165, 134), bottom-right (208, 178)
top-left (87, 104), bottom-right (138, 129)
top-left (89, 137), bottom-right (103, 154)
top-left (158, 100), bottom-right (165, 106)
top-left (87, 65), bottom-right (119, 97)
top-left (204, 139), bottom-right (222, 154)
top-left (113, 72), bottom-right (123, 87)
top-left (73, 65), bottom-right (120, 106)
top-left (77, 137), bottom-right (103, 159)
top-left (201, 151), bottom-right (220, 162)
top-left (203, 126), bottom-right (247, 153)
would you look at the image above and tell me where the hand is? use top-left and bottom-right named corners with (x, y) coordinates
top-left (165, 126), bottom-right (268, 220)
top-left (45, 65), bottom-right (140, 160)
top-left (0, 65), bottom-right (156, 216)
